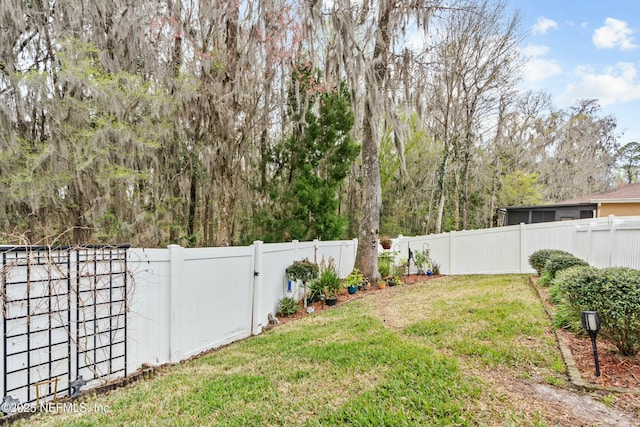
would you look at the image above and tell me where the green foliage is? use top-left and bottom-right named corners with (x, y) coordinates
top-left (343, 268), bottom-right (364, 288)
top-left (554, 266), bottom-right (640, 357)
top-left (498, 171), bottom-right (543, 207)
top-left (285, 260), bottom-right (319, 283)
top-left (542, 253), bottom-right (589, 282)
top-left (254, 66), bottom-right (360, 243)
top-left (309, 262), bottom-right (341, 299)
top-left (379, 114), bottom-right (441, 236)
top-left (413, 249), bottom-right (431, 272)
top-left (377, 252), bottom-right (393, 278)
top-left (276, 297), bottom-right (299, 317)
top-left (616, 141), bottom-right (640, 184)
top-left (528, 249), bottom-right (573, 276)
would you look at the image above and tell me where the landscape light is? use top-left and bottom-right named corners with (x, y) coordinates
top-left (580, 311), bottom-right (601, 377)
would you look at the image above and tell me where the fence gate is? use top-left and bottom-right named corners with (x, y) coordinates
top-left (0, 245), bottom-right (129, 413)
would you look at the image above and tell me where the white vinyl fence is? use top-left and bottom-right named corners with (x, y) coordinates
top-left (126, 239), bottom-right (357, 372)
top-left (3, 215), bottom-right (639, 408)
top-left (0, 239), bottom-right (356, 409)
top-left (391, 215), bottom-right (640, 275)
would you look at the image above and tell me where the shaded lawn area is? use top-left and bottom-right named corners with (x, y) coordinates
top-left (18, 275), bottom-right (568, 426)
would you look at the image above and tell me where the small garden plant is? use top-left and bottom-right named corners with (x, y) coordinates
top-left (343, 268), bottom-right (364, 289)
top-left (276, 296), bottom-right (299, 317)
top-left (413, 249), bottom-right (431, 275)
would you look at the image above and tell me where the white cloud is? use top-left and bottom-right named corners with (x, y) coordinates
top-left (592, 18), bottom-right (637, 50)
top-left (522, 44), bottom-right (549, 57)
top-left (521, 45), bottom-right (562, 83)
top-left (532, 17), bottom-right (558, 35)
top-left (525, 59), bottom-right (563, 82)
top-left (557, 62), bottom-right (640, 107)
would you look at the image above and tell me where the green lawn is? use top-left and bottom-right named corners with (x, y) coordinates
top-left (18, 275), bottom-right (566, 426)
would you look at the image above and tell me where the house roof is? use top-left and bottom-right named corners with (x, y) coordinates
top-left (497, 202), bottom-right (595, 211)
top-left (561, 183), bottom-right (640, 204)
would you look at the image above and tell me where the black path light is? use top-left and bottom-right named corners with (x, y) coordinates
top-left (580, 311), bottom-right (601, 377)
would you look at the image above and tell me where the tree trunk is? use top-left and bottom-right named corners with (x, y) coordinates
top-left (355, 1), bottom-right (392, 283)
top-left (356, 99), bottom-right (382, 282)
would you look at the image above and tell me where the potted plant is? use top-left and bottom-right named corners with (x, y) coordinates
top-left (378, 252), bottom-right (393, 279)
top-left (388, 272), bottom-right (403, 287)
top-left (286, 259), bottom-right (319, 305)
top-left (380, 236), bottom-right (392, 250)
top-left (413, 249), bottom-right (431, 275)
top-left (396, 257), bottom-right (408, 276)
top-left (323, 286), bottom-right (339, 306)
top-left (343, 268), bottom-right (364, 294)
top-left (315, 262), bottom-right (340, 305)
top-left (432, 262), bottom-right (440, 276)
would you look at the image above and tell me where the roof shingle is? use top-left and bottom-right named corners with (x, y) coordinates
top-left (562, 183), bottom-right (640, 204)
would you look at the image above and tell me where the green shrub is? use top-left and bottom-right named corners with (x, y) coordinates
top-left (550, 266), bottom-right (595, 330)
top-left (541, 253), bottom-right (588, 283)
top-left (312, 265), bottom-right (341, 299)
top-left (378, 257), bottom-right (392, 278)
top-left (276, 297), bottom-right (300, 317)
top-left (555, 266), bottom-right (640, 357)
top-left (286, 260), bottom-right (319, 283)
top-left (528, 249), bottom-right (573, 275)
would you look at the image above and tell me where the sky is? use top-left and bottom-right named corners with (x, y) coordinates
top-left (507, 0), bottom-right (640, 145)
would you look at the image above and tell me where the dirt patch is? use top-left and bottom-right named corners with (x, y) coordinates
top-left (472, 367), bottom-right (639, 427)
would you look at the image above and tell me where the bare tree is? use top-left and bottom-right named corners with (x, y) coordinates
top-left (428, 0), bottom-right (523, 232)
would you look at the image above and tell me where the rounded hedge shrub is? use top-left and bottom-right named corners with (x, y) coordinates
top-left (555, 266), bottom-right (640, 357)
top-left (528, 249), bottom-right (573, 275)
top-left (543, 253), bottom-right (589, 281)
top-left (286, 260), bottom-right (319, 283)
top-left (551, 266), bottom-right (597, 330)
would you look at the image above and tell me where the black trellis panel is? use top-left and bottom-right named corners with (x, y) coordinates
top-left (1, 245), bottom-right (129, 409)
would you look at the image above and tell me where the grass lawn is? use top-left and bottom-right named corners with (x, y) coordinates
top-left (18, 275), bottom-right (567, 426)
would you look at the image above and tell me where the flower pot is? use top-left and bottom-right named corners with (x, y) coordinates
top-left (427, 270), bottom-right (433, 277)
top-left (326, 297), bottom-right (338, 306)
top-left (377, 282), bottom-right (386, 289)
top-left (347, 285), bottom-right (358, 294)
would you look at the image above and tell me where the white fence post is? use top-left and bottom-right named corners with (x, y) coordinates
top-left (168, 244), bottom-right (183, 363)
top-left (519, 223), bottom-right (526, 273)
top-left (252, 241), bottom-right (264, 335)
top-left (448, 231), bottom-right (455, 275)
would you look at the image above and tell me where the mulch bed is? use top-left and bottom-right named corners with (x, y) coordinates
top-left (559, 329), bottom-right (640, 389)
top-left (534, 281), bottom-right (640, 392)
